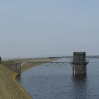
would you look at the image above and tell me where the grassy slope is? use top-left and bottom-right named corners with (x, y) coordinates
top-left (0, 64), bottom-right (32, 99)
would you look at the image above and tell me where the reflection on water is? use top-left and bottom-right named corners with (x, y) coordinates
top-left (16, 58), bottom-right (99, 99)
top-left (71, 74), bottom-right (87, 99)
top-left (73, 74), bottom-right (86, 80)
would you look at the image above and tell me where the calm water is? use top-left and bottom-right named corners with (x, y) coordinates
top-left (16, 58), bottom-right (99, 99)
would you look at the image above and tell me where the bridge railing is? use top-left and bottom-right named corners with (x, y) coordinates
top-left (70, 58), bottom-right (89, 63)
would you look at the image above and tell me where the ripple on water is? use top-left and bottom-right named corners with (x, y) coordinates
top-left (16, 58), bottom-right (99, 99)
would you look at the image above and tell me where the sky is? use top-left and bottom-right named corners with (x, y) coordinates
top-left (0, 0), bottom-right (99, 58)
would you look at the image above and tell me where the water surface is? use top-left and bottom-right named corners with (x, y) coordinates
top-left (16, 58), bottom-right (99, 99)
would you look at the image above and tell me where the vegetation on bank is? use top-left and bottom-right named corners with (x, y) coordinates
top-left (0, 64), bottom-right (32, 99)
top-left (0, 58), bottom-right (59, 99)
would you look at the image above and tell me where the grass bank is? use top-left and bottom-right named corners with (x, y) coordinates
top-left (0, 58), bottom-right (59, 99)
top-left (0, 64), bottom-right (32, 99)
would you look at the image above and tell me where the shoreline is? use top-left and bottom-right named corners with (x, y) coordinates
top-left (0, 58), bottom-right (59, 99)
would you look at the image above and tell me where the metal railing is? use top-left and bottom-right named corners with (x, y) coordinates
top-left (70, 58), bottom-right (89, 63)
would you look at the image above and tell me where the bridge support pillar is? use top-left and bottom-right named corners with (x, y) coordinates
top-left (70, 52), bottom-right (89, 75)
top-left (0, 57), bottom-right (1, 64)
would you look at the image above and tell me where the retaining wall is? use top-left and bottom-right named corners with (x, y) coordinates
top-left (3, 63), bottom-right (21, 74)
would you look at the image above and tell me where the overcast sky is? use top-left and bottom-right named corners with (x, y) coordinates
top-left (0, 0), bottom-right (99, 58)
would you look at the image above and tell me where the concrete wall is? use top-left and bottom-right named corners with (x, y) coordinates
top-left (73, 52), bottom-right (86, 62)
top-left (72, 65), bottom-right (86, 74)
top-left (3, 63), bottom-right (21, 74)
top-left (71, 52), bottom-right (88, 75)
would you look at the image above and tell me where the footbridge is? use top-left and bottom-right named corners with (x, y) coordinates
top-left (26, 61), bottom-right (70, 66)
top-left (19, 61), bottom-right (70, 74)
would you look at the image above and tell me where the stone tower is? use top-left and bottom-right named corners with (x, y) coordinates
top-left (71, 52), bottom-right (89, 75)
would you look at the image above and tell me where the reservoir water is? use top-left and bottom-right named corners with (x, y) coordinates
top-left (16, 58), bottom-right (99, 99)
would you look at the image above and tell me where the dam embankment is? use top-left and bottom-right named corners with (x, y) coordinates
top-left (0, 64), bottom-right (32, 99)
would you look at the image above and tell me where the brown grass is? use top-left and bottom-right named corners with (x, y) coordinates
top-left (0, 64), bottom-right (32, 99)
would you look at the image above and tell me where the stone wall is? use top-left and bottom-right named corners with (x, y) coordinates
top-left (71, 52), bottom-right (89, 75)
top-left (3, 63), bottom-right (21, 74)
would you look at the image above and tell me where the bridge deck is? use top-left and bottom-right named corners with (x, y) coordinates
top-left (27, 62), bottom-right (70, 66)
top-left (27, 62), bottom-right (70, 63)
top-left (21, 62), bottom-right (70, 67)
